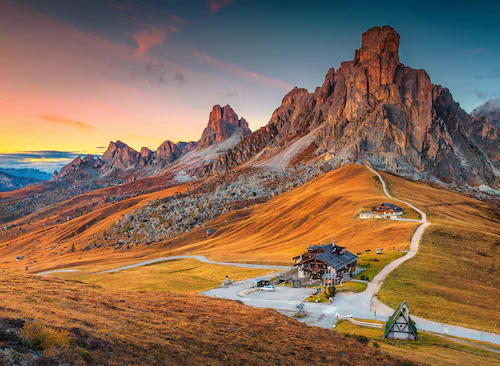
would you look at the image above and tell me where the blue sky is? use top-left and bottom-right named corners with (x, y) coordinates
top-left (1, 0), bottom-right (499, 172)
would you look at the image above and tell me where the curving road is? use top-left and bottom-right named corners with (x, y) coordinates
top-left (363, 165), bottom-right (430, 298)
top-left (38, 256), bottom-right (291, 276)
top-left (95, 255), bottom-right (291, 274)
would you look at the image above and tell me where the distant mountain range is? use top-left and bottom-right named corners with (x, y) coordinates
top-left (52, 104), bottom-right (251, 183)
top-left (0, 168), bottom-right (52, 181)
top-left (0, 171), bottom-right (42, 192)
top-left (472, 97), bottom-right (500, 128)
top-left (54, 26), bottom-right (499, 189)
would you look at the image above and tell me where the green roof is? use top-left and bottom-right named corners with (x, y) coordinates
top-left (384, 301), bottom-right (418, 340)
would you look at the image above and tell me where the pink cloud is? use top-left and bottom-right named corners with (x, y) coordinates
top-left (40, 115), bottom-right (96, 133)
top-left (190, 50), bottom-right (292, 90)
top-left (207, 0), bottom-right (233, 15)
top-left (131, 26), bottom-right (173, 55)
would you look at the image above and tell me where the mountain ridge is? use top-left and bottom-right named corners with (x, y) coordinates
top-left (52, 104), bottom-right (250, 183)
top-left (0, 171), bottom-right (41, 192)
top-left (209, 26), bottom-right (499, 188)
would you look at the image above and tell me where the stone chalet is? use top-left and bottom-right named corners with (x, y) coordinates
top-left (359, 202), bottom-right (403, 219)
top-left (293, 242), bottom-right (358, 283)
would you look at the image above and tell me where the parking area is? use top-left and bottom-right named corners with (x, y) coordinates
top-left (245, 285), bottom-right (313, 301)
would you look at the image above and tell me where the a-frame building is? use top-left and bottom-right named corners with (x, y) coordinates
top-left (384, 301), bottom-right (418, 340)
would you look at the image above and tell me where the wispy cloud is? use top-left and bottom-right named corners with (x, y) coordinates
top-left (474, 68), bottom-right (500, 79)
top-left (190, 49), bottom-right (292, 90)
top-left (131, 25), bottom-right (180, 55)
top-left (40, 115), bottom-right (96, 133)
top-left (0, 151), bottom-right (82, 172)
top-left (464, 48), bottom-right (494, 55)
top-left (473, 90), bottom-right (498, 100)
top-left (174, 72), bottom-right (187, 83)
top-left (110, 3), bottom-right (184, 55)
top-left (207, 0), bottom-right (233, 15)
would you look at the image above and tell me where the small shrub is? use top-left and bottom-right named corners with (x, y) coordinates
top-left (327, 286), bottom-right (336, 297)
top-left (355, 335), bottom-right (369, 344)
top-left (21, 320), bottom-right (71, 351)
top-left (360, 275), bottom-right (370, 281)
top-left (79, 348), bottom-right (94, 363)
top-left (373, 341), bottom-right (380, 349)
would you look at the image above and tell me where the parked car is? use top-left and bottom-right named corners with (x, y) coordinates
top-left (16, 256), bottom-right (21, 261)
top-left (260, 285), bottom-right (275, 292)
top-left (376, 248), bottom-right (383, 254)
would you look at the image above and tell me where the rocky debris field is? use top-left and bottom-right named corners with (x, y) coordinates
top-left (104, 159), bottom-right (341, 248)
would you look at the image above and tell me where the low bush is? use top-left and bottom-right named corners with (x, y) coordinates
top-left (21, 320), bottom-right (71, 351)
top-left (355, 335), bottom-right (370, 344)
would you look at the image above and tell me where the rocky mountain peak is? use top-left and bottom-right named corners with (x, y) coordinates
top-left (52, 154), bottom-right (103, 182)
top-left (354, 25), bottom-right (400, 89)
top-left (198, 104), bottom-right (252, 149)
top-left (209, 25), bottom-right (499, 188)
top-left (101, 140), bottom-right (140, 173)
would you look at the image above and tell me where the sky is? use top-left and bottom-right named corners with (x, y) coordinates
top-left (1, 0), bottom-right (499, 172)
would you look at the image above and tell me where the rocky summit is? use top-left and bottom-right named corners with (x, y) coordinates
top-left (211, 26), bottom-right (500, 188)
top-left (198, 105), bottom-right (251, 149)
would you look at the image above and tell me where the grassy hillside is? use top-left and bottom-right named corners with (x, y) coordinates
top-left (334, 320), bottom-right (500, 366)
top-left (0, 165), bottom-right (418, 274)
top-left (0, 273), bottom-right (410, 365)
top-left (152, 165), bottom-right (418, 263)
top-left (61, 259), bottom-right (273, 293)
top-left (378, 172), bottom-right (500, 332)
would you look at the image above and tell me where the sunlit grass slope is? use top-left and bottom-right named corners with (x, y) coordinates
top-left (334, 320), bottom-right (500, 366)
top-left (0, 273), bottom-right (409, 365)
top-left (161, 165), bottom-right (418, 263)
top-left (72, 259), bottom-right (272, 293)
top-left (378, 172), bottom-right (500, 332)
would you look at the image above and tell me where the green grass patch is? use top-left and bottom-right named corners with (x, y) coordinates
top-left (355, 250), bottom-right (406, 281)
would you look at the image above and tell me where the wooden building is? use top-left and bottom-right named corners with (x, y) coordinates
top-left (372, 202), bottom-right (403, 219)
top-left (293, 242), bottom-right (358, 283)
top-left (384, 301), bottom-right (418, 340)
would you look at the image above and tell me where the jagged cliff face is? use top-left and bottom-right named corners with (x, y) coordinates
top-left (198, 105), bottom-right (251, 149)
top-left (212, 26), bottom-right (500, 188)
top-left (52, 155), bottom-right (104, 182)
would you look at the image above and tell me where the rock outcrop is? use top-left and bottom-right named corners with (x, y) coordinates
top-left (101, 141), bottom-right (142, 174)
top-left (152, 140), bottom-right (196, 168)
top-left (52, 155), bottom-right (104, 182)
top-left (198, 105), bottom-right (251, 149)
top-left (210, 26), bottom-right (500, 188)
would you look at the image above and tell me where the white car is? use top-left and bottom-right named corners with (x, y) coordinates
top-left (260, 285), bottom-right (275, 292)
